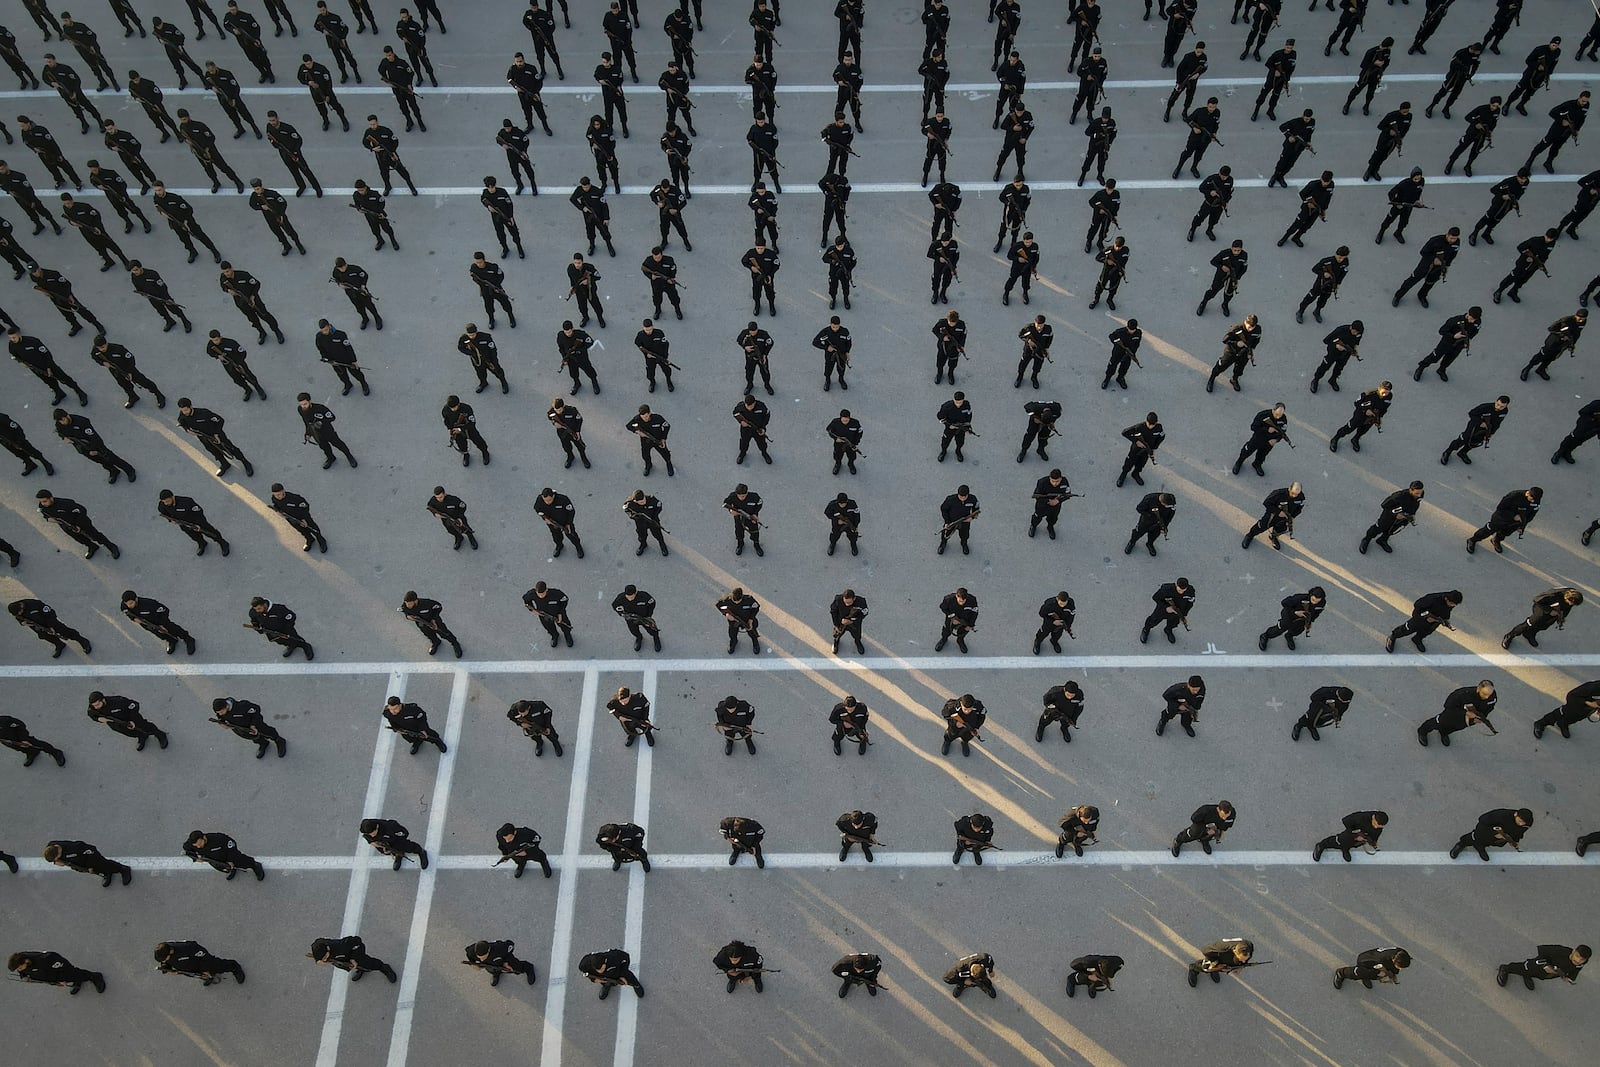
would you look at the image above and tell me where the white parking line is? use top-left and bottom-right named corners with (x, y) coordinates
top-left (385, 669), bottom-right (470, 1067)
top-left (1, 652), bottom-right (1596, 679)
top-left (613, 669), bottom-right (657, 1067)
top-left (315, 670), bottom-right (405, 1067)
top-left (540, 667), bottom-right (602, 1067)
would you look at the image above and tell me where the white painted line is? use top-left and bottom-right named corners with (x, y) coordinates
top-left (316, 671), bottom-right (406, 1067)
top-left (0, 652), bottom-right (1592, 679)
top-left (540, 667), bottom-right (602, 1067)
top-left (58, 172), bottom-right (1583, 201)
top-left (10, 849), bottom-right (1592, 872)
top-left (385, 669), bottom-right (469, 1067)
top-left (613, 669), bottom-right (656, 1067)
top-left (0, 72), bottom-right (1579, 101)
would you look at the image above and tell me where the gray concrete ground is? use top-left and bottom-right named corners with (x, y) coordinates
top-left (2, 1), bottom-right (1599, 1064)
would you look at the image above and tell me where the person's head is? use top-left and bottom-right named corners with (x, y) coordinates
top-left (1476, 679), bottom-right (1496, 699)
top-left (1216, 800), bottom-right (1235, 818)
top-left (1188, 675), bottom-right (1204, 692)
top-left (1308, 586), bottom-right (1326, 604)
top-left (1408, 480), bottom-right (1425, 498)
top-left (402, 591), bottom-right (418, 607)
top-left (1231, 240), bottom-right (1244, 251)
top-left (1514, 807), bottom-right (1534, 827)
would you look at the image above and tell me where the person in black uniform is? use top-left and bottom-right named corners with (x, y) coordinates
top-left (1292, 685), bottom-right (1353, 741)
top-left (936, 587), bottom-right (978, 652)
top-left (1324, 377), bottom-right (1388, 454)
top-left (443, 394), bottom-right (490, 467)
top-left (1561, 169), bottom-right (1600, 239)
top-left (1066, 953), bottom-right (1121, 997)
top-left (944, 953), bottom-right (997, 999)
top-left (360, 819), bottom-right (425, 870)
top-left (202, 61), bottom-right (260, 140)
top-left (309, 936), bottom-right (396, 983)
top-left (937, 391), bottom-right (973, 462)
top-left (1277, 171), bottom-right (1335, 248)
top-left (1552, 398), bottom-right (1600, 465)
top-left (9, 598), bottom-right (89, 656)
top-left (932, 310), bottom-right (965, 381)
top-left (952, 812), bottom-right (995, 864)
top-left (605, 686), bottom-right (656, 743)
top-left (60, 193), bottom-right (126, 271)
top-left (314, 319), bottom-right (369, 396)
top-left (523, 4), bottom-right (564, 78)
top-left (350, 180), bottom-right (398, 252)
top-left (1117, 412), bottom-right (1164, 486)
top-left (1418, 679), bottom-right (1498, 746)
top-left (265, 111), bottom-right (321, 196)
top-left (829, 696), bottom-right (870, 755)
top-left (1312, 809), bottom-right (1388, 870)
top-left (375, 46), bottom-right (422, 130)
top-left (1468, 170), bottom-right (1529, 247)
top-left (1534, 679), bottom-right (1600, 740)
top-left (1142, 578), bottom-right (1195, 645)
top-left (463, 940), bottom-right (536, 986)
top-left (611, 586), bottom-right (661, 651)
top-left (1312, 321), bottom-right (1363, 396)
top-left (87, 689), bottom-right (169, 749)
top-left (28, 265), bottom-right (102, 336)
top-left (828, 588), bottom-right (868, 653)
top-left (596, 822), bottom-right (651, 871)
top-left (1032, 592), bottom-right (1076, 655)
top-left (1157, 675), bottom-right (1206, 737)
top-left (927, 180), bottom-right (962, 244)
top-left (1172, 97), bottom-right (1221, 182)
top-left (938, 484), bottom-right (980, 555)
top-left (127, 262), bottom-right (190, 335)
top-left (1387, 589), bottom-right (1462, 653)
top-left (522, 582), bottom-right (574, 648)
top-left (1, 411), bottom-right (53, 476)
top-left (1502, 35), bottom-right (1563, 116)
top-left (715, 697), bottom-right (759, 756)
top-left (1426, 41), bottom-right (1482, 118)
top-left (478, 176), bottom-right (525, 261)
top-left (632, 319), bottom-right (674, 393)
top-left (1296, 247), bottom-right (1349, 324)
top-left (562, 251), bottom-right (602, 329)
top-left (827, 409), bottom-right (863, 475)
top-left (820, 171), bottom-right (850, 247)
top-left (579, 948), bottom-right (643, 998)
top-left (1360, 480), bottom-right (1424, 554)
top-left (210, 695), bottom-right (286, 758)
top-left (1035, 676), bottom-right (1088, 744)
top-left (1258, 587), bottom-right (1326, 651)
top-left (994, 175), bottom-right (1030, 253)
top-left (1499, 945), bottom-right (1590, 991)
top-left (1343, 36), bottom-right (1395, 116)
top-left (361, 116), bottom-right (415, 198)
top-left (1127, 492), bottom-right (1177, 557)
top-left (1014, 312), bottom-right (1052, 386)
top-left (833, 951), bottom-right (881, 996)
top-left (941, 694), bottom-right (987, 758)
top-left (1413, 306), bottom-right (1481, 383)
top-left (177, 398), bottom-right (254, 477)
top-left (52, 409), bottom-right (136, 483)
top-left (627, 405), bottom-right (673, 476)
top-left (245, 595), bottom-right (314, 659)
top-left (1334, 946), bottom-right (1411, 988)
top-left (1521, 311), bottom-right (1587, 382)
top-left (154, 940), bottom-right (245, 985)
top-left (16, 116), bottom-right (82, 189)
top-left (1492, 228), bottom-right (1559, 304)
top-left (532, 486), bottom-right (581, 558)
top-left (184, 829), bottom-right (265, 880)
top-left (1232, 403), bottom-right (1288, 475)
top-left (714, 940), bottom-right (767, 993)
top-left (0, 161), bottom-right (62, 234)
top-left (717, 586), bottom-right (762, 654)
top-left (507, 698), bottom-right (564, 756)
top-left (1376, 169), bottom-right (1429, 246)
top-left (1367, 101), bottom-right (1414, 178)
top-left (834, 810), bottom-right (880, 862)
top-left (147, 180), bottom-right (219, 262)
top-left (641, 248), bottom-right (683, 321)
top-left (813, 316), bottom-right (852, 392)
top-left (1503, 587), bottom-right (1582, 649)
top-left (1197, 241), bottom-right (1248, 317)
top-left (87, 336), bottom-right (162, 410)
top-left (383, 695), bottom-right (447, 754)
top-left (921, 110), bottom-right (950, 186)
top-left (218, 262), bottom-right (284, 345)
top-left (1450, 807), bottom-right (1530, 860)
top-left (823, 235), bottom-right (856, 311)
top-left (156, 492), bottom-right (228, 558)
top-left (1241, 482), bottom-right (1305, 550)
top-left (1443, 96), bottom-right (1502, 177)
top-left (174, 108), bottom-right (244, 193)
top-left (1172, 799), bottom-right (1234, 856)
top-left (824, 492), bottom-right (861, 556)
top-left (993, 98), bottom-right (1033, 182)
top-left (1267, 108), bottom-right (1316, 188)
top-left (1089, 235), bottom-right (1128, 310)
top-left (56, 14), bottom-right (118, 89)
top-left (8, 950), bottom-right (105, 994)
top-left (540, 399), bottom-right (588, 472)
top-left (456, 324), bottom-right (508, 396)
top-left (719, 815), bottom-right (765, 867)
top-left (742, 239), bottom-right (779, 317)
top-left (312, 4), bottom-right (359, 81)
top-left (1078, 106), bottom-right (1116, 189)
top-left (493, 823), bottom-right (552, 879)
top-left (36, 490), bottom-right (119, 558)
top-left (551, 325), bottom-right (598, 399)
top-left (427, 486), bottom-right (476, 551)
top-left (269, 483), bottom-right (327, 552)
top-left (44, 839), bottom-right (131, 885)
top-left (0, 714), bottom-right (66, 766)
top-left (1467, 485), bottom-right (1539, 553)
top-left (1018, 402), bottom-right (1061, 463)
top-left (1028, 469), bottom-right (1073, 538)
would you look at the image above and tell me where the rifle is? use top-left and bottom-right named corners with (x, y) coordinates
top-left (712, 721), bottom-right (764, 735)
top-left (329, 275), bottom-right (380, 301)
top-left (631, 425), bottom-right (669, 451)
top-left (207, 714), bottom-right (257, 735)
top-left (623, 500), bottom-right (671, 535)
top-left (939, 509), bottom-right (980, 540)
top-left (958, 836), bottom-right (1002, 850)
top-left (750, 143), bottom-right (785, 171)
top-left (828, 433), bottom-right (863, 457)
top-left (725, 505), bottom-right (763, 529)
top-left (617, 610), bottom-right (660, 635)
top-left (641, 265), bottom-right (685, 290)
top-left (663, 86), bottom-right (695, 111)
